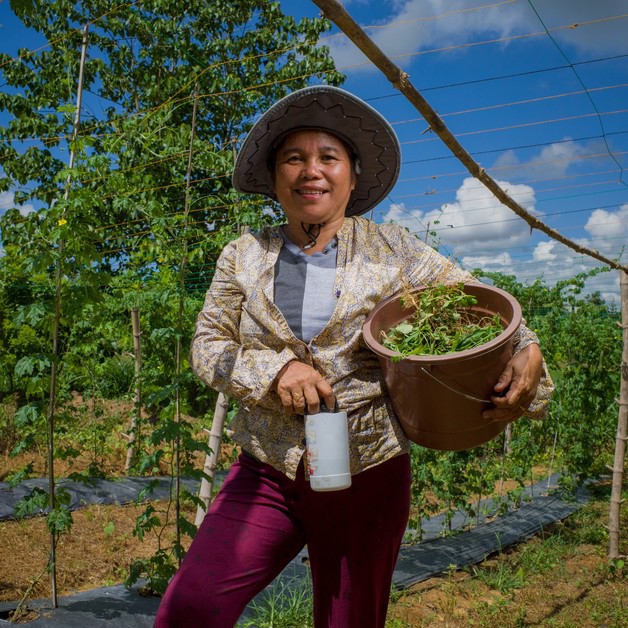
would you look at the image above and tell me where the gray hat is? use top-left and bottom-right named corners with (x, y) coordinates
top-left (232, 85), bottom-right (401, 217)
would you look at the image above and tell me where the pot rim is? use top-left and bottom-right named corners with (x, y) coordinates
top-left (362, 282), bottom-right (522, 363)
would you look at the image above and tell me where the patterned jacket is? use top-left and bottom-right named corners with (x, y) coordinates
top-left (190, 216), bottom-right (553, 480)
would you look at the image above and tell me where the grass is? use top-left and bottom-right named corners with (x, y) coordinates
top-left (238, 575), bottom-right (314, 628)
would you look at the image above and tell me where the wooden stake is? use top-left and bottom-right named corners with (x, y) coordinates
top-left (45, 24), bottom-right (89, 608)
top-left (195, 392), bottom-right (229, 527)
top-left (609, 270), bottom-right (627, 560)
top-left (125, 307), bottom-right (142, 472)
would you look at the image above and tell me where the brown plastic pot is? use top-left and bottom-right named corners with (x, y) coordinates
top-left (362, 283), bottom-right (522, 451)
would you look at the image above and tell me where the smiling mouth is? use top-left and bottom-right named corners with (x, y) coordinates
top-left (296, 189), bottom-right (326, 195)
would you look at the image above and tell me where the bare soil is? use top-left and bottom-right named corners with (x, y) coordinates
top-left (1, 396), bottom-right (626, 626)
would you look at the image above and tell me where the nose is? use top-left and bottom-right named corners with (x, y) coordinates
top-left (300, 157), bottom-right (322, 179)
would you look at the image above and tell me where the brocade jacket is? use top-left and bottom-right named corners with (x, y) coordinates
top-left (190, 217), bottom-right (554, 480)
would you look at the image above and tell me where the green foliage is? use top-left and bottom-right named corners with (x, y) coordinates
top-left (405, 271), bottom-right (621, 541)
top-left (409, 441), bottom-right (503, 537)
top-left (125, 550), bottom-right (178, 597)
top-left (381, 283), bottom-right (503, 358)
top-left (0, 0), bottom-right (345, 608)
top-left (14, 485), bottom-right (74, 537)
top-left (14, 486), bottom-right (49, 518)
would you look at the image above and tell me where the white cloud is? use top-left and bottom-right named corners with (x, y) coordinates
top-left (533, 241), bottom-right (558, 262)
top-left (384, 177), bottom-right (625, 302)
top-left (528, 0), bottom-right (628, 57)
top-left (584, 203), bottom-right (628, 243)
top-left (460, 238), bottom-right (621, 303)
top-left (0, 191), bottom-right (35, 217)
top-left (384, 176), bottom-right (539, 255)
top-left (327, 0), bottom-right (526, 71)
top-left (459, 251), bottom-right (515, 271)
top-left (492, 139), bottom-right (593, 181)
top-left (383, 201), bottom-right (431, 236)
top-left (327, 0), bottom-right (628, 73)
top-left (528, 240), bottom-right (621, 304)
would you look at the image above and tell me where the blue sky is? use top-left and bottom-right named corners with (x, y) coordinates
top-left (1, 0), bottom-right (627, 303)
top-left (282, 0), bottom-right (628, 303)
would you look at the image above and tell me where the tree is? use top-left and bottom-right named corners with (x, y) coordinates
top-left (0, 0), bottom-right (344, 402)
top-left (0, 0), bottom-right (343, 263)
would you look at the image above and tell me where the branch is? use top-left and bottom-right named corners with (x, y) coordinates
top-left (311, 0), bottom-right (628, 273)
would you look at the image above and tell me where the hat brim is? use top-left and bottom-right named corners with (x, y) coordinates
top-left (232, 85), bottom-right (400, 217)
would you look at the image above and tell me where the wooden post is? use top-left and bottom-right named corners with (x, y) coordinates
top-left (609, 270), bottom-right (627, 560)
top-left (125, 307), bottom-right (142, 472)
top-left (194, 392), bottom-right (230, 527)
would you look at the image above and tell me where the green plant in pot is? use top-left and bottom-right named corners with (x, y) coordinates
top-left (362, 281), bottom-right (522, 451)
top-left (380, 282), bottom-right (504, 360)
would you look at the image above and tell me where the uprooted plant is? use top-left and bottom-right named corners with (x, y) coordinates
top-left (380, 282), bottom-right (504, 359)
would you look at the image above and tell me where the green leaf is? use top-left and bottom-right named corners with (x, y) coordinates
top-left (14, 487), bottom-right (49, 518)
top-left (47, 506), bottom-right (73, 535)
top-left (13, 403), bottom-right (41, 427)
top-left (14, 356), bottom-right (36, 377)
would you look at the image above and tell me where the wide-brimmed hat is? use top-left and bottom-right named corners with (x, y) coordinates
top-left (232, 85), bottom-right (401, 217)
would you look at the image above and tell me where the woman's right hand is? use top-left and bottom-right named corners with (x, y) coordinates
top-left (273, 361), bottom-right (335, 416)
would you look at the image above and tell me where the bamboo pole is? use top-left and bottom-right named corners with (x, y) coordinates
top-left (45, 24), bottom-right (89, 608)
top-left (310, 0), bottom-right (627, 275)
top-left (125, 307), bottom-right (142, 472)
top-left (195, 392), bottom-right (230, 527)
top-left (194, 138), bottom-right (251, 527)
top-left (609, 270), bottom-right (627, 560)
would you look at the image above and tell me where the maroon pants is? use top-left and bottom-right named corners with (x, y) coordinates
top-left (154, 452), bottom-right (410, 628)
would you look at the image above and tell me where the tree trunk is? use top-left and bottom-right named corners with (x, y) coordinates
top-left (608, 270), bottom-right (627, 559)
top-left (125, 307), bottom-right (142, 473)
top-left (195, 392), bottom-right (229, 527)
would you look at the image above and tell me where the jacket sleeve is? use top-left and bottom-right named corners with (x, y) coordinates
top-left (190, 239), bottom-right (299, 411)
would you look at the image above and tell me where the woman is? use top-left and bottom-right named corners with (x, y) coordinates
top-left (154, 85), bottom-right (552, 627)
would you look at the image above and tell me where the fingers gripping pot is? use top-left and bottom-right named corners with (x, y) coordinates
top-left (305, 409), bottom-right (351, 491)
top-left (362, 283), bottom-right (522, 451)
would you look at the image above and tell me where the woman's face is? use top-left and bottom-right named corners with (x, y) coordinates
top-left (272, 130), bottom-right (356, 226)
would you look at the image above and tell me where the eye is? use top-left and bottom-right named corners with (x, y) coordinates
top-left (285, 155), bottom-right (303, 164)
top-left (321, 154), bottom-right (338, 162)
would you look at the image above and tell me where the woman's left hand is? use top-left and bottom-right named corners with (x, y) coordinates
top-left (482, 343), bottom-right (543, 423)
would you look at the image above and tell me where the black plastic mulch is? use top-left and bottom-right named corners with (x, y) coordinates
top-left (0, 476), bottom-right (205, 521)
top-left (0, 475), bottom-right (590, 626)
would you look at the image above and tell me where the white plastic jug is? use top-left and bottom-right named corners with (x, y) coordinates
top-left (304, 410), bottom-right (351, 492)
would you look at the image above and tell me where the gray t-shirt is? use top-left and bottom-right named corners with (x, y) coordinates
top-left (274, 229), bottom-right (338, 343)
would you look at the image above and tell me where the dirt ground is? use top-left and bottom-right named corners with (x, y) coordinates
top-left (0, 500), bottom-right (189, 604)
top-left (1, 397), bottom-right (626, 626)
top-left (1, 491), bottom-right (625, 627)
top-left (387, 533), bottom-right (626, 627)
